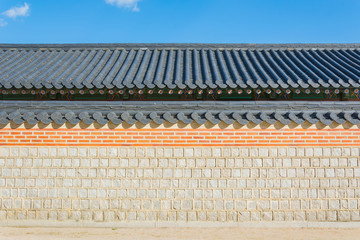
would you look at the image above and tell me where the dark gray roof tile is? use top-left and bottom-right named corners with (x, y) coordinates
top-left (205, 111), bottom-right (221, 125)
top-left (2, 44), bottom-right (360, 89)
top-left (37, 111), bottom-right (52, 125)
top-left (2, 100), bottom-right (360, 126)
top-left (121, 111), bottom-right (136, 125)
top-left (107, 112), bottom-right (123, 125)
top-left (288, 112), bottom-right (304, 125)
top-left (149, 112), bottom-right (165, 125)
top-left (260, 112), bottom-right (277, 125)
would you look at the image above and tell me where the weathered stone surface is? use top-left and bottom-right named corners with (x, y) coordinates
top-left (0, 146), bottom-right (359, 223)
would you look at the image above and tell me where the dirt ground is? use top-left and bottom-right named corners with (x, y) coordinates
top-left (0, 227), bottom-right (359, 240)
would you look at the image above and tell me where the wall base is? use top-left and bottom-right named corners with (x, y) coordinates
top-left (1, 220), bottom-right (360, 228)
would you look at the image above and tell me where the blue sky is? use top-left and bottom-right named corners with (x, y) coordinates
top-left (0, 0), bottom-right (359, 43)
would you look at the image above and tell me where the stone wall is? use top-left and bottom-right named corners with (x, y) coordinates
top-left (1, 146), bottom-right (359, 225)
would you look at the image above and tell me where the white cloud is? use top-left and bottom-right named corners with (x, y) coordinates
top-left (0, 18), bottom-right (8, 27)
top-left (3, 3), bottom-right (30, 19)
top-left (105, 0), bottom-right (141, 11)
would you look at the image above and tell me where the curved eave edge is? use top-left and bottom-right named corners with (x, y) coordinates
top-left (1, 101), bottom-right (360, 127)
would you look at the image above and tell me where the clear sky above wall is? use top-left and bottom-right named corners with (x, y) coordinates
top-left (0, 0), bottom-right (359, 44)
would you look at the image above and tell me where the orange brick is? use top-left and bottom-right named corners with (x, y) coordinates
top-left (234, 132), bottom-right (246, 135)
top-left (157, 136), bottom-right (169, 140)
top-left (45, 132), bottom-right (56, 135)
top-left (312, 136), bottom-right (324, 139)
top-left (73, 136), bottom-right (85, 139)
top-left (193, 136), bottom-right (205, 139)
top-left (282, 132), bottom-right (294, 135)
top-left (102, 132), bottom-right (115, 135)
top-left (335, 136), bottom-right (347, 139)
top-left (246, 132), bottom-right (258, 136)
top-left (176, 132), bottom-right (187, 136)
top-left (0, 128), bottom-right (359, 146)
top-left (210, 132), bottom-right (223, 135)
top-left (3, 136), bottom-right (14, 139)
top-left (22, 132), bottom-right (33, 135)
top-left (150, 132), bottom-right (163, 135)
top-left (253, 136), bottom-right (265, 140)
top-left (223, 132), bottom-right (234, 136)
top-left (294, 132), bottom-right (306, 135)
top-left (187, 132), bottom-right (198, 136)
top-left (234, 140), bottom-right (247, 143)
top-left (242, 136), bottom-right (253, 140)
top-left (126, 132), bottom-right (139, 136)
top-left (348, 136), bottom-right (360, 139)
top-left (204, 136), bottom-right (217, 140)
top-left (259, 132), bottom-right (271, 135)
top-left (180, 136), bottom-right (193, 140)
top-left (119, 136), bottom-right (132, 140)
top-left (163, 132), bottom-right (175, 136)
top-left (113, 132), bottom-right (126, 135)
top-left (133, 136), bottom-right (145, 139)
top-left (90, 132), bottom-right (102, 136)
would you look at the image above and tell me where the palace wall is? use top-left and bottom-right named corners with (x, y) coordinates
top-left (0, 123), bottom-right (359, 226)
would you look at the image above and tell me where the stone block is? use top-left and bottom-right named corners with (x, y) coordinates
top-left (259, 148), bottom-right (268, 157)
top-left (70, 211), bottom-right (81, 221)
top-left (80, 211), bottom-right (92, 220)
top-left (58, 211), bottom-right (68, 221)
top-left (184, 148), bottom-right (194, 157)
top-left (174, 148), bottom-right (183, 157)
top-left (332, 148), bottom-right (342, 156)
top-left (240, 149), bottom-right (249, 157)
top-left (1, 148), bottom-right (10, 157)
top-left (339, 211), bottom-right (351, 222)
top-left (239, 211), bottom-right (250, 221)
top-left (104, 211), bottom-right (115, 221)
top-left (10, 148), bottom-right (19, 157)
top-left (94, 211), bottom-right (104, 221)
top-left (99, 148), bottom-right (107, 157)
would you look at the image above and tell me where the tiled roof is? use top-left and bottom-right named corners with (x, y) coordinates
top-left (2, 101), bottom-right (360, 126)
top-left (1, 44), bottom-right (360, 90)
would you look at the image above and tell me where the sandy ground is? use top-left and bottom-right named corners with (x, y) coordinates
top-left (0, 227), bottom-right (359, 240)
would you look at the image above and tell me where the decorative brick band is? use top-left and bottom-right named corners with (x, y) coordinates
top-left (1, 128), bottom-right (360, 146)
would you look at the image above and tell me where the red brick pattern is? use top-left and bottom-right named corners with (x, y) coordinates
top-left (0, 128), bottom-right (360, 146)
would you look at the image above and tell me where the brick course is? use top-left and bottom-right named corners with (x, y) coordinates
top-left (1, 128), bottom-right (360, 146)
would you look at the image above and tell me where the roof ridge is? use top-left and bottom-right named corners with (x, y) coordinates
top-left (1, 43), bottom-right (360, 49)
